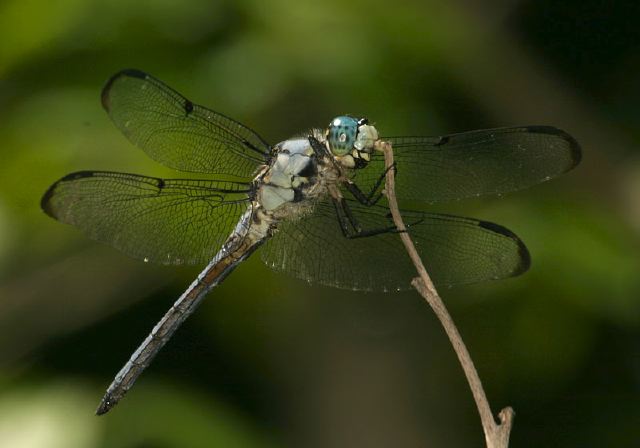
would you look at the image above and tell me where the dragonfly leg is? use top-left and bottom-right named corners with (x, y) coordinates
top-left (344, 162), bottom-right (397, 206)
top-left (333, 197), bottom-right (360, 236)
top-left (308, 136), bottom-right (331, 157)
top-left (310, 133), bottom-right (396, 207)
top-left (333, 197), bottom-right (406, 239)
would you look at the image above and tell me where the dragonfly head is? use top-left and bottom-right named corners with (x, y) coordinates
top-left (326, 116), bottom-right (379, 163)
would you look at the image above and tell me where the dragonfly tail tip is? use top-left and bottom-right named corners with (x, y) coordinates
top-left (95, 394), bottom-right (116, 416)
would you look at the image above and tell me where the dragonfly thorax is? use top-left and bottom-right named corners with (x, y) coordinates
top-left (257, 137), bottom-right (320, 212)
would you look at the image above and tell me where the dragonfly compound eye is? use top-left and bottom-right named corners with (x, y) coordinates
top-left (327, 116), bottom-right (358, 156)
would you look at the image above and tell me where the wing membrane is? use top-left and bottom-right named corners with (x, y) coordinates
top-left (352, 126), bottom-right (581, 203)
top-left (101, 69), bottom-right (270, 177)
top-left (41, 171), bottom-right (252, 264)
top-left (261, 199), bottom-right (529, 291)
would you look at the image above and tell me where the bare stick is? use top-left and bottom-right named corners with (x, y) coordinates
top-left (376, 140), bottom-right (514, 448)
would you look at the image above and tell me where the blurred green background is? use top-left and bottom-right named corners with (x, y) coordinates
top-left (1, 0), bottom-right (639, 447)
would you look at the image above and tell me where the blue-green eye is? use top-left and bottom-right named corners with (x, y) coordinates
top-left (327, 116), bottom-right (358, 156)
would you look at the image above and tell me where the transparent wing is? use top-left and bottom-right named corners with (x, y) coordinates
top-left (351, 126), bottom-right (581, 203)
top-left (41, 171), bottom-right (252, 264)
top-left (101, 69), bottom-right (271, 177)
top-left (260, 199), bottom-right (529, 291)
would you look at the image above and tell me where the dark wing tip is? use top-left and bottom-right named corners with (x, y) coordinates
top-left (101, 69), bottom-right (149, 112)
top-left (41, 171), bottom-right (97, 218)
top-left (524, 126), bottom-right (583, 173)
top-left (477, 220), bottom-right (531, 278)
top-left (40, 181), bottom-right (59, 217)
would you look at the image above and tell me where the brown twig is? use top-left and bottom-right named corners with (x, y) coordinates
top-left (376, 139), bottom-right (514, 448)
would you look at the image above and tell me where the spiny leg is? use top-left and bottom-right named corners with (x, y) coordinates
top-left (309, 133), bottom-right (395, 207)
top-left (308, 136), bottom-right (330, 157)
top-left (344, 162), bottom-right (397, 206)
top-left (332, 197), bottom-right (408, 239)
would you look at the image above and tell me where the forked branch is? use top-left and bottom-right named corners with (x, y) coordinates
top-left (376, 140), bottom-right (514, 448)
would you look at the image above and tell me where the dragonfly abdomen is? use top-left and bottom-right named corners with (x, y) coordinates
top-left (97, 206), bottom-right (272, 415)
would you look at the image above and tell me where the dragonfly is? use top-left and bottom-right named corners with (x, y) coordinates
top-left (41, 69), bottom-right (581, 415)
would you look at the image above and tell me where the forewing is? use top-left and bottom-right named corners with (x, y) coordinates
top-left (260, 200), bottom-right (529, 291)
top-left (352, 126), bottom-right (581, 203)
top-left (101, 69), bottom-right (270, 177)
top-left (41, 171), bottom-right (252, 264)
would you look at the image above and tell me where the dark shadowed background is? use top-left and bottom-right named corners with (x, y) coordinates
top-left (0, 0), bottom-right (639, 447)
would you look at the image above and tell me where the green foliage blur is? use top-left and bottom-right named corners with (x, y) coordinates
top-left (1, 0), bottom-right (639, 447)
